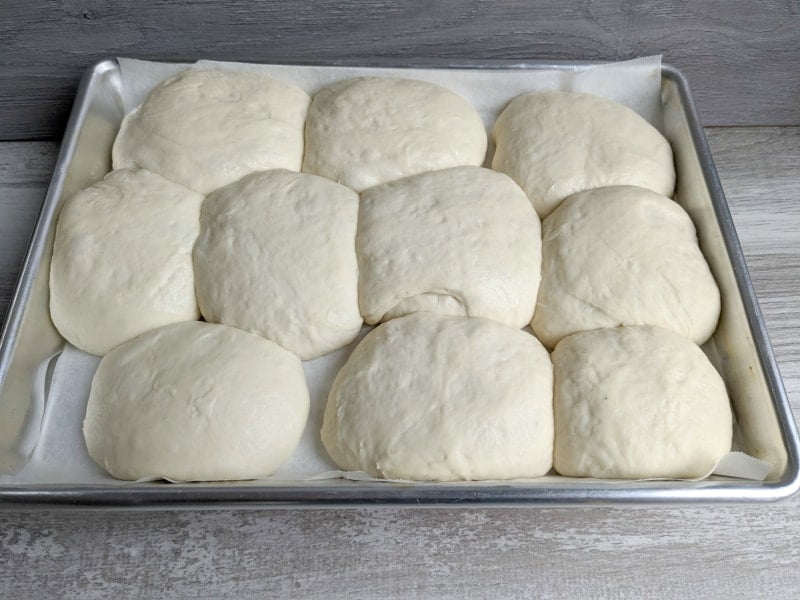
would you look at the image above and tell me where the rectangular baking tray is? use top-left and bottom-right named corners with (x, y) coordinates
top-left (0, 58), bottom-right (798, 508)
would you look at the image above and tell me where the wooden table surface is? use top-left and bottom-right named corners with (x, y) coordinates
top-left (1, 2), bottom-right (799, 598)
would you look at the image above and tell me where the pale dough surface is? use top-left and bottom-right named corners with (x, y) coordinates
top-left (193, 169), bottom-right (362, 360)
top-left (50, 168), bottom-right (203, 356)
top-left (357, 166), bottom-right (541, 328)
top-left (492, 90), bottom-right (675, 217)
top-left (113, 69), bottom-right (310, 194)
top-left (532, 186), bottom-right (720, 348)
top-left (552, 325), bottom-right (732, 479)
top-left (321, 313), bottom-right (554, 481)
top-left (83, 321), bottom-right (309, 481)
top-left (303, 77), bottom-right (487, 191)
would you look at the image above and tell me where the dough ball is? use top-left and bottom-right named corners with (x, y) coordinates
top-left (492, 90), bottom-right (675, 217)
top-left (84, 321), bottom-right (309, 481)
top-left (321, 313), bottom-right (554, 481)
top-left (193, 169), bottom-right (362, 360)
top-left (552, 326), bottom-right (732, 479)
top-left (303, 77), bottom-right (487, 191)
top-left (357, 166), bottom-right (541, 328)
top-left (113, 69), bottom-right (310, 194)
top-left (50, 168), bottom-right (203, 356)
top-left (532, 186), bottom-right (720, 348)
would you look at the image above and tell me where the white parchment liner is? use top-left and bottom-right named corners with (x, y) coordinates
top-left (0, 56), bottom-right (771, 485)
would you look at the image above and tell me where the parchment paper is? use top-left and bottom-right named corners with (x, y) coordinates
top-left (0, 56), bottom-right (772, 485)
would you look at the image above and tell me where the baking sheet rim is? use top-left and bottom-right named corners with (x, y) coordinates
top-left (0, 57), bottom-right (797, 507)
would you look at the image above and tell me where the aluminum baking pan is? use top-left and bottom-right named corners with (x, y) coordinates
top-left (0, 58), bottom-right (797, 508)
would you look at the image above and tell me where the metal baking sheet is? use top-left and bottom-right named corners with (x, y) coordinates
top-left (0, 58), bottom-right (797, 507)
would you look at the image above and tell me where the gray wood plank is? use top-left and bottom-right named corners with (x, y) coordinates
top-left (0, 128), bottom-right (799, 598)
top-left (1, 0), bottom-right (798, 140)
top-left (1, 503), bottom-right (799, 599)
top-left (0, 142), bottom-right (57, 325)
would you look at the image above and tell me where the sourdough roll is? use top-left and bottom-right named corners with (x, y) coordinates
top-left (552, 326), bottom-right (732, 479)
top-left (83, 321), bottom-right (309, 481)
top-left (113, 69), bottom-right (310, 194)
top-left (532, 186), bottom-right (720, 348)
top-left (49, 168), bottom-right (203, 356)
top-left (492, 90), bottom-right (675, 217)
top-left (193, 169), bottom-right (362, 360)
top-left (303, 77), bottom-right (487, 191)
top-left (357, 166), bottom-right (541, 328)
top-left (322, 313), bottom-right (554, 481)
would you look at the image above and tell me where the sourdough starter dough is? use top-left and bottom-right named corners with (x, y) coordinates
top-left (50, 168), bottom-right (203, 356)
top-left (492, 90), bottom-right (675, 217)
top-left (83, 321), bottom-right (309, 481)
top-left (113, 69), bottom-right (310, 194)
top-left (303, 77), bottom-right (487, 191)
top-left (532, 186), bottom-right (720, 348)
top-left (193, 169), bottom-right (362, 360)
top-left (321, 313), bottom-right (554, 481)
top-left (357, 166), bottom-right (541, 328)
top-left (552, 326), bottom-right (732, 479)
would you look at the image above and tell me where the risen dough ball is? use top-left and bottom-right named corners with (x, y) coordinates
top-left (303, 77), bottom-right (487, 191)
top-left (113, 69), bottom-right (310, 194)
top-left (49, 168), bottom-right (203, 356)
top-left (357, 166), bottom-right (541, 328)
top-left (492, 90), bottom-right (675, 217)
top-left (321, 313), bottom-right (554, 481)
top-left (193, 169), bottom-right (362, 360)
top-left (83, 321), bottom-right (309, 481)
top-left (532, 186), bottom-right (720, 348)
top-left (552, 326), bottom-right (732, 479)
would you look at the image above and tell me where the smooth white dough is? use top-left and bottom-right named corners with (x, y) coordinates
top-left (492, 90), bottom-right (675, 217)
top-left (532, 186), bottom-right (720, 348)
top-left (49, 168), bottom-right (203, 356)
top-left (321, 313), bottom-right (554, 481)
top-left (193, 169), bottom-right (362, 360)
top-left (552, 326), bottom-right (732, 479)
top-left (84, 321), bottom-right (310, 481)
top-left (112, 69), bottom-right (310, 194)
top-left (357, 166), bottom-right (541, 328)
top-left (302, 77), bottom-right (487, 192)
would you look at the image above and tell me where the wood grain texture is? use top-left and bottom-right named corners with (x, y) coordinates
top-left (0, 142), bottom-right (57, 325)
top-left (0, 128), bottom-right (799, 598)
top-left (2, 504), bottom-right (800, 599)
top-left (1, 0), bottom-right (799, 140)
